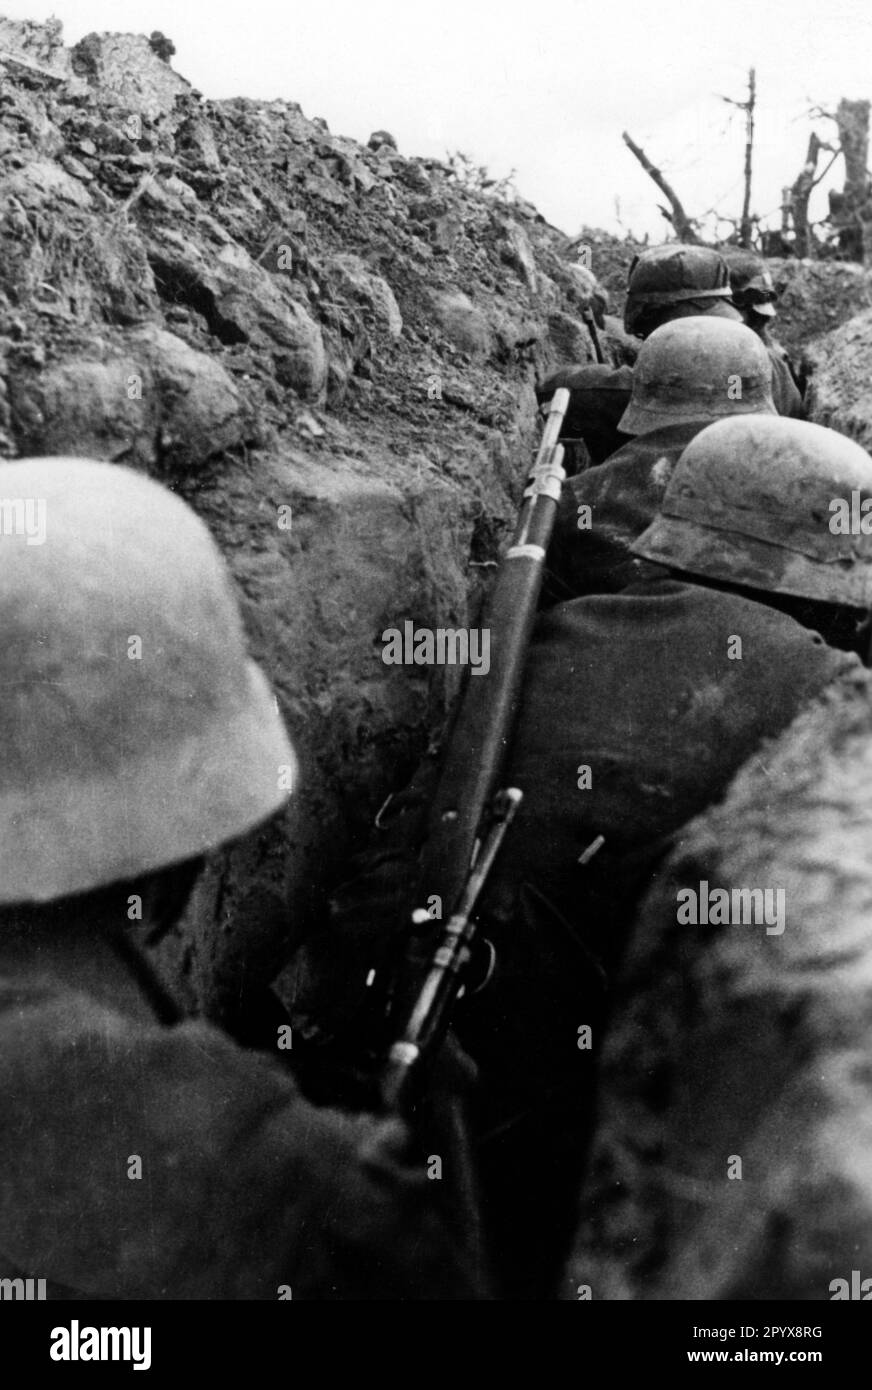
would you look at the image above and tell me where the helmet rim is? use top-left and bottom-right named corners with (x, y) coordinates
top-left (633, 511), bottom-right (872, 608)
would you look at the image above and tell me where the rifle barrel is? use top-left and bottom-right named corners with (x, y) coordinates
top-left (381, 389), bottom-right (569, 1112)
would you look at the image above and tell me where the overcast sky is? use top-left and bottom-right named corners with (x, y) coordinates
top-left (6, 0), bottom-right (872, 242)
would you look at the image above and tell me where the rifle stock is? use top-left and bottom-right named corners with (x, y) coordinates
top-left (381, 388), bottom-right (570, 1115)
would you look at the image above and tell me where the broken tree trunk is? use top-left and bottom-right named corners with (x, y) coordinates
top-left (790, 132), bottom-right (823, 258)
top-left (830, 98), bottom-right (872, 262)
top-left (622, 131), bottom-right (700, 242)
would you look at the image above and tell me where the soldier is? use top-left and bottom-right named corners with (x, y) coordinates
top-left (723, 246), bottom-right (805, 417)
top-left (305, 414), bottom-right (871, 1299)
top-left (566, 414), bottom-right (872, 1300)
top-left (623, 243), bottom-right (741, 337)
top-left (0, 455), bottom-right (482, 1301)
top-left (544, 316), bottom-right (776, 601)
top-left (540, 244), bottom-right (801, 466)
top-left (457, 414), bottom-right (870, 1299)
top-left (538, 244), bottom-right (743, 466)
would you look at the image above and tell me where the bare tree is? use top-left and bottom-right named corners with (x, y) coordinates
top-left (622, 132), bottom-right (700, 241)
top-left (721, 68), bottom-right (756, 247)
top-left (740, 69), bottom-right (756, 247)
top-left (789, 133), bottom-right (829, 257)
top-left (621, 87), bottom-right (872, 261)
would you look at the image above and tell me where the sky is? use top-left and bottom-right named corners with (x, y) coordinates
top-left (5, 0), bottom-right (872, 242)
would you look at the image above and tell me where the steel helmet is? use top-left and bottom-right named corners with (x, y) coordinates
top-left (624, 244), bottom-right (734, 335)
top-left (723, 247), bottom-right (777, 318)
top-left (0, 456), bottom-right (296, 903)
top-left (632, 415), bottom-right (872, 606)
top-left (618, 317), bottom-right (776, 435)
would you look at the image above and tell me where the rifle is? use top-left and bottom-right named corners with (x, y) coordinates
top-left (380, 388), bottom-right (570, 1115)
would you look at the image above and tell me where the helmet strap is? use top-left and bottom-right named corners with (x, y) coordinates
top-left (108, 927), bottom-right (185, 1025)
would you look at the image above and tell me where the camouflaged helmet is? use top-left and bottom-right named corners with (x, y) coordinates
top-left (624, 244), bottom-right (735, 335)
top-left (0, 456), bottom-right (296, 903)
top-left (723, 248), bottom-right (777, 319)
top-left (618, 317), bottom-right (776, 435)
top-left (632, 415), bottom-right (872, 606)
